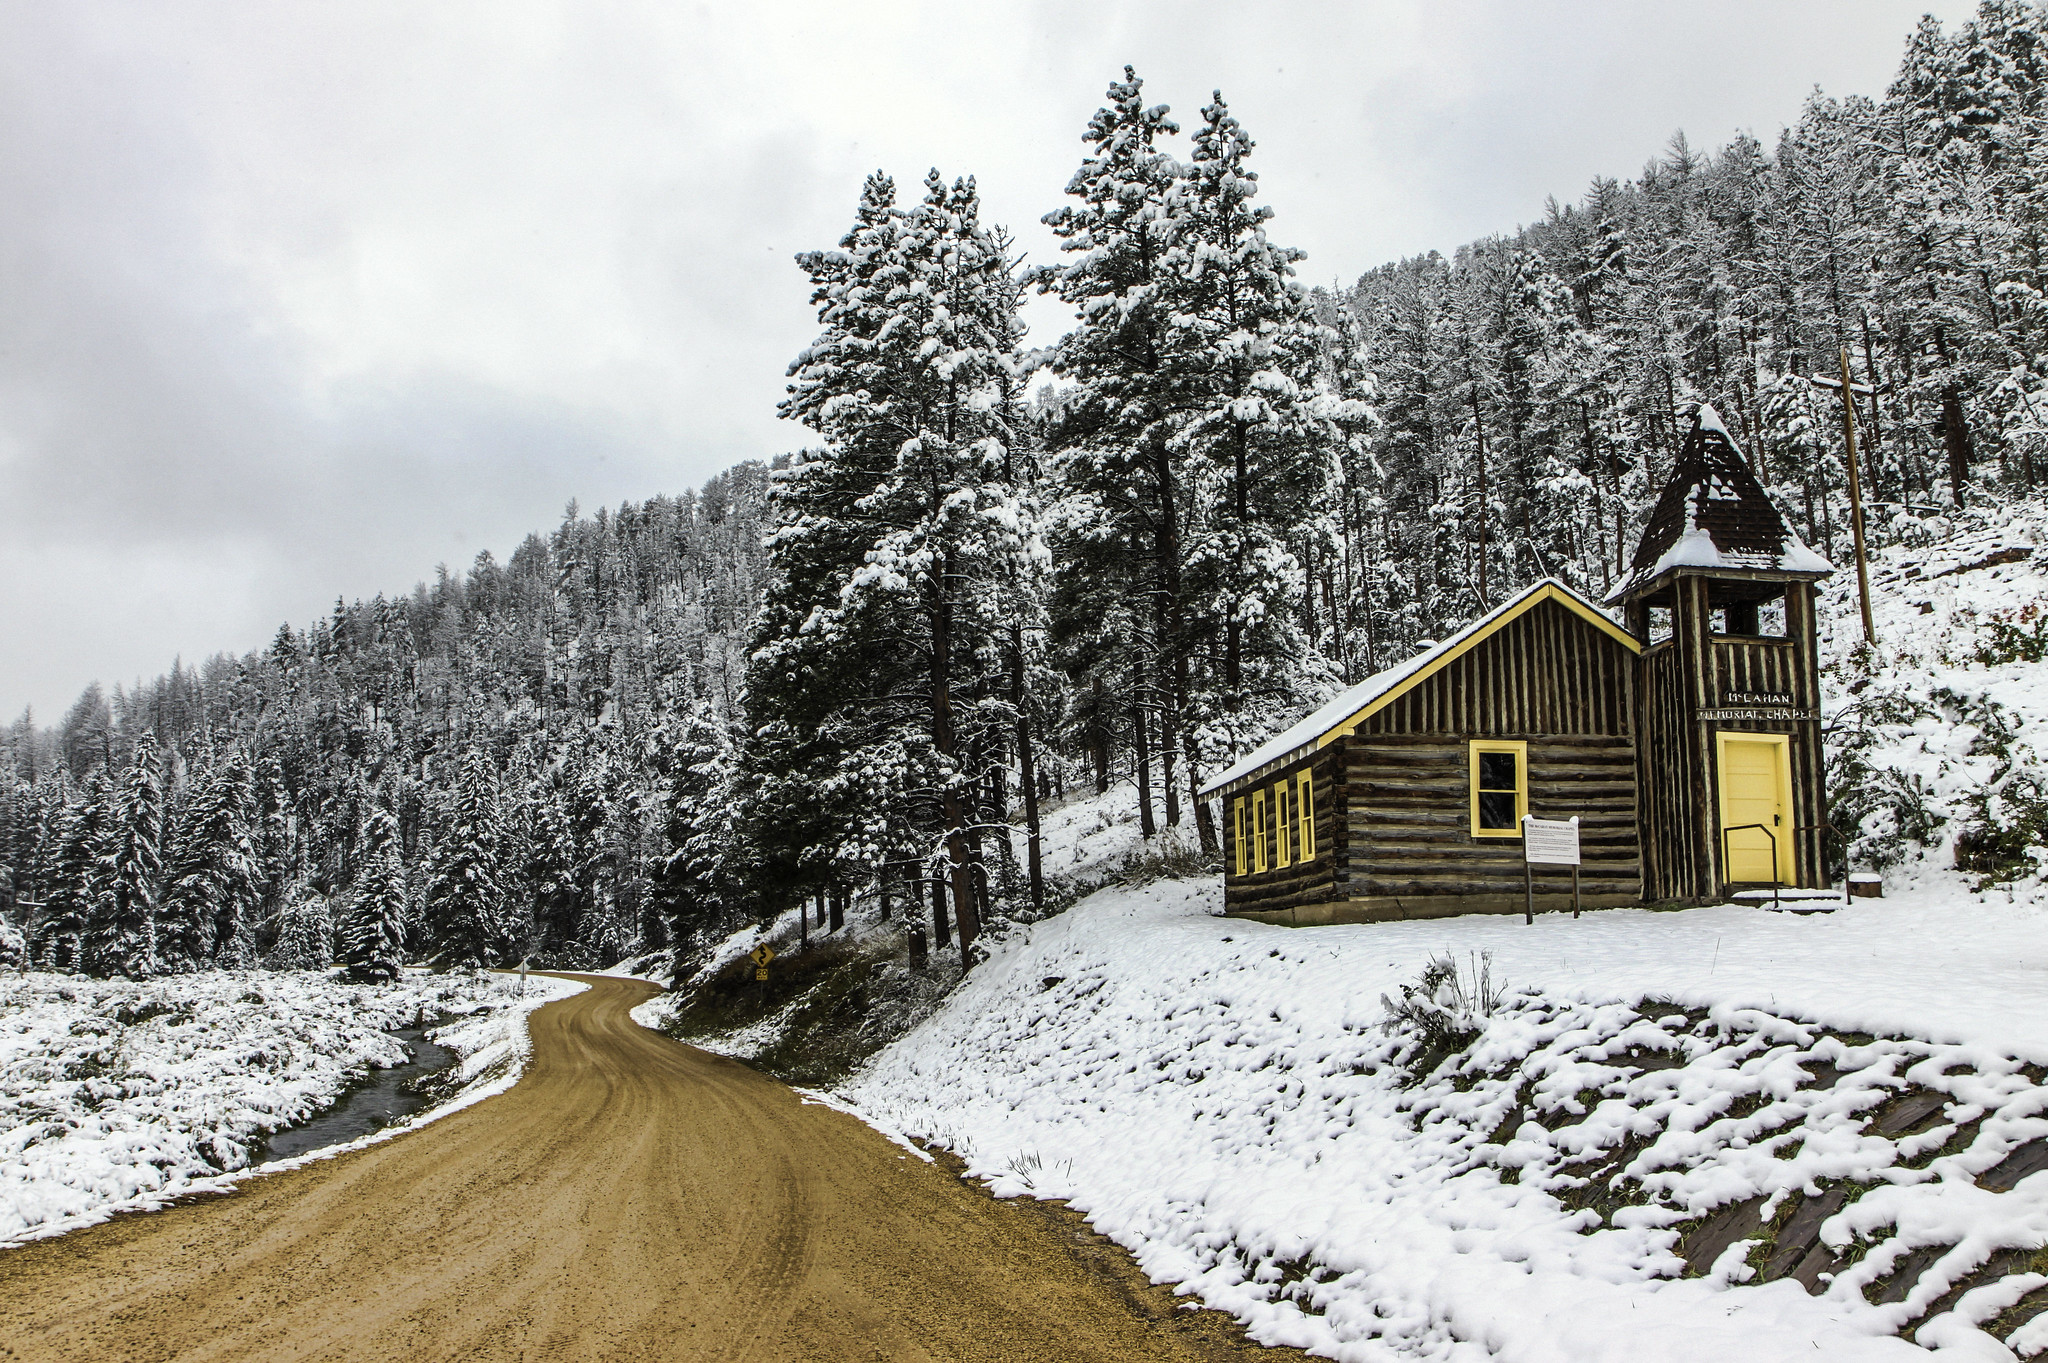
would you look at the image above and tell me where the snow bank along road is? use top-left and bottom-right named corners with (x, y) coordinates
top-left (0, 973), bottom-right (1302, 1363)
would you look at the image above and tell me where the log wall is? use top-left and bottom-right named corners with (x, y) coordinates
top-left (1334, 734), bottom-right (1641, 901)
top-left (1223, 596), bottom-right (1643, 916)
top-left (1220, 752), bottom-right (1340, 914)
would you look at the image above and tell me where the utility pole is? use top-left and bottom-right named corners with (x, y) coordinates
top-left (1810, 350), bottom-right (1877, 645)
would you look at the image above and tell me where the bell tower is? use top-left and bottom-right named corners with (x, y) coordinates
top-left (1610, 405), bottom-right (1834, 901)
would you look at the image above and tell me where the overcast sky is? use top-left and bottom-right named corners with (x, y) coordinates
top-left (0, 0), bottom-right (1980, 723)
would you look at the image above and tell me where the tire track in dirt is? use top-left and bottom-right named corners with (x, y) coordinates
top-left (0, 973), bottom-right (1309, 1362)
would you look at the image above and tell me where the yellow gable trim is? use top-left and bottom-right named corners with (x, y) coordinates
top-left (1315, 584), bottom-right (1640, 748)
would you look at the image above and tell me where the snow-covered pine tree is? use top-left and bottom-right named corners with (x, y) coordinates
top-left (267, 878), bottom-right (334, 970)
top-left (340, 806), bottom-right (406, 982)
top-left (1164, 91), bottom-right (1360, 805)
top-left (423, 746), bottom-right (507, 968)
top-left (653, 702), bottom-right (741, 971)
top-left (516, 773), bottom-right (581, 959)
top-left (154, 781), bottom-right (207, 971)
top-left (33, 777), bottom-right (103, 972)
top-left (1037, 67), bottom-right (1191, 839)
top-left (157, 756), bottom-right (263, 970)
top-left (84, 732), bottom-right (163, 979)
top-left (762, 165), bottom-right (1037, 962)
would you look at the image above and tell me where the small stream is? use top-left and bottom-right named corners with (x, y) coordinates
top-left (253, 1025), bottom-right (458, 1164)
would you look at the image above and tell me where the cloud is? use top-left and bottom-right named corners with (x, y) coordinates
top-left (0, 0), bottom-right (1979, 720)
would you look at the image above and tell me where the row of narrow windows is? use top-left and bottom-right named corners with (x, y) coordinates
top-left (1232, 771), bottom-right (1315, 875)
top-left (1230, 741), bottom-right (1536, 876)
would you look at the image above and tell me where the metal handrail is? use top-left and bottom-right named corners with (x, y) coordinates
top-left (1795, 821), bottom-right (1850, 904)
top-left (1720, 822), bottom-right (1781, 910)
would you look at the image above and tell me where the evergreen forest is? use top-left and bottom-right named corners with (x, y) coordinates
top-left (3, 2), bottom-right (2044, 978)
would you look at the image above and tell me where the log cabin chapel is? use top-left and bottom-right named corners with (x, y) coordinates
top-left (1202, 404), bottom-right (1837, 925)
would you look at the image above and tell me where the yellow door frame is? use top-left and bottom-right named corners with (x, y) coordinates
top-left (1715, 730), bottom-right (1793, 884)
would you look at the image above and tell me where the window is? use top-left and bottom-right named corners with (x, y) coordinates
top-left (1713, 591), bottom-right (1789, 639)
top-left (1757, 596), bottom-right (1788, 637)
top-left (1296, 770), bottom-right (1316, 862)
top-left (1232, 796), bottom-right (1247, 876)
top-left (1252, 791), bottom-right (1268, 872)
top-left (1469, 739), bottom-right (1528, 838)
top-left (1648, 605), bottom-right (1674, 644)
top-left (1273, 780), bottom-right (1292, 869)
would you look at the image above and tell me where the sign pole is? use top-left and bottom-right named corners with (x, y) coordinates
top-left (1837, 347), bottom-right (1877, 645)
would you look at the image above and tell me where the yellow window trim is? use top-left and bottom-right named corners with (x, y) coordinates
top-left (1232, 796), bottom-right (1247, 876)
top-left (1296, 770), bottom-right (1315, 863)
top-left (1469, 739), bottom-right (1529, 839)
top-left (1273, 779), bottom-right (1292, 869)
top-left (1252, 792), bottom-right (1268, 873)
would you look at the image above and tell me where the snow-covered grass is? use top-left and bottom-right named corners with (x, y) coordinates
top-left (1029, 777), bottom-right (1214, 898)
top-left (0, 967), bottom-right (583, 1247)
top-left (1823, 501), bottom-right (2048, 891)
top-left (841, 878), bottom-right (2048, 1361)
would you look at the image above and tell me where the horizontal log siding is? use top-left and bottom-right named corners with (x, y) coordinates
top-left (1352, 599), bottom-right (1633, 738)
top-left (1339, 735), bottom-right (1641, 899)
top-left (1221, 751), bottom-right (1341, 913)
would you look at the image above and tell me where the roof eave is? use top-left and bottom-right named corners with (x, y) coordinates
top-left (1199, 580), bottom-right (1641, 801)
top-left (1608, 561), bottom-right (1834, 605)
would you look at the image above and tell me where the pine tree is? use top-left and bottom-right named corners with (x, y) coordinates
top-left (340, 807), bottom-right (407, 982)
top-left (157, 757), bottom-right (262, 970)
top-left (34, 778), bottom-right (104, 972)
top-left (267, 878), bottom-right (334, 970)
top-left (424, 747), bottom-right (507, 968)
top-left (1166, 91), bottom-right (1358, 794)
top-left (1038, 68), bottom-right (1188, 845)
top-left (756, 164), bottom-right (1036, 962)
top-left (154, 787), bottom-right (207, 971)
top-left (84, 733), bottom-right (163, 979)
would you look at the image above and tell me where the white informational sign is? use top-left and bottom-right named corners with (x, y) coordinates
top-left (1522, 815), bottom-right (1581, 866)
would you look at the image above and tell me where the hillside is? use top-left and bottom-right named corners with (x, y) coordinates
top-left (813, 513), bottom-right (2048, 1361)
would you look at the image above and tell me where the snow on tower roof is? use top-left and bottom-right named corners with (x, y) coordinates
top-left (1605, 404), bottom-right (1832, 604)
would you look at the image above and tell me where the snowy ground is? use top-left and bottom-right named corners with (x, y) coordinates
top-left (0, 967), bottom-right (582, 1246)
top-left (835, 509), bottom-right (2048, 1360)
top-left (841, 879), bottom-right (2048, 1361)
top-left (1820, 501), bottom-right (2048, 887)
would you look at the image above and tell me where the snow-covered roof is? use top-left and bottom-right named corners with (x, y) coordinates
top-left (1198, 579), bottom-right (1638, 798)
top-left (1606, 404), bottom-right (1833, 604)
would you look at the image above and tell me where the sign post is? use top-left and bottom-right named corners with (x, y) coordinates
top-left (1521, 815), bottom-right (1582, 923)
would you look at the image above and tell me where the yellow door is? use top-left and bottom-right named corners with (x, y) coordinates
top-left (1718, 734), bottom-right (1790, 883)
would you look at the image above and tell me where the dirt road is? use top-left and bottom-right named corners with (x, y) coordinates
top-left (0, 974), bottom-right (1303, 1362)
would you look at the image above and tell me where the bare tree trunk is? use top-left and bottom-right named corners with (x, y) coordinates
top-left (930, 875), bottom-right (951, 950)
top-left (1090, 677), bottom-right (1110, 794)
top-left (1155, 611), bottom-right (1181, 830)
top-left (929, 547), bottom-right (979, 967)
top-left (1009, 624), bottom-right (1044, 914)
top-left (1133, 690), bottom-right (1157, 838)
top-left (1178, 653), bottom-right (1216, 854)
